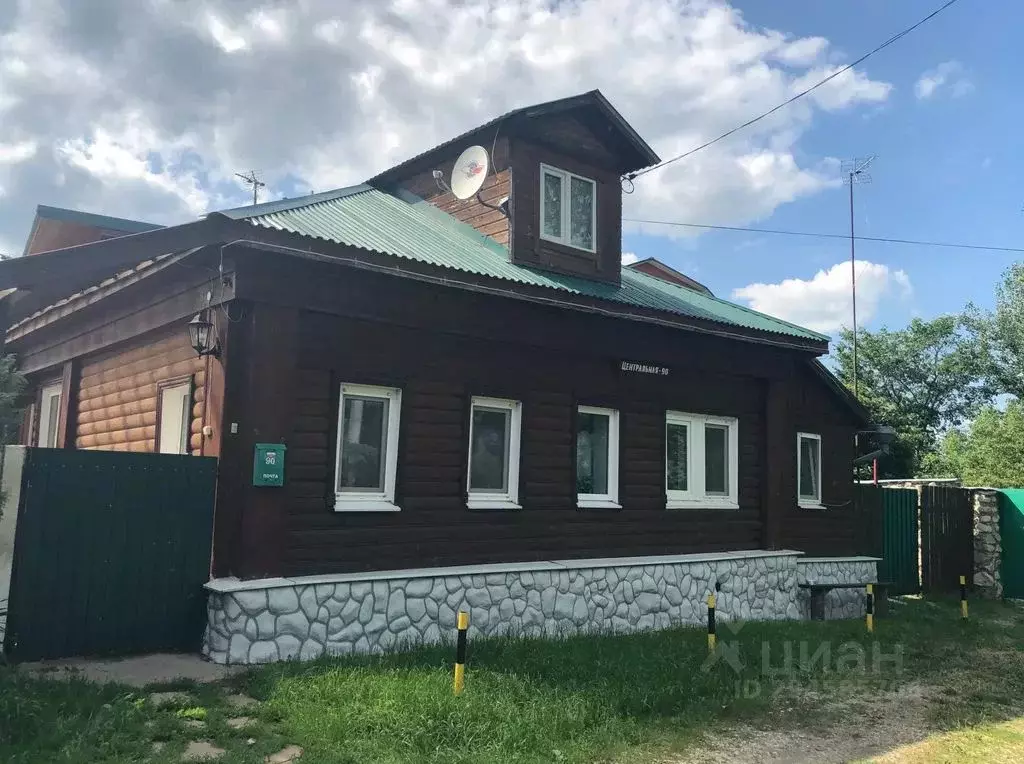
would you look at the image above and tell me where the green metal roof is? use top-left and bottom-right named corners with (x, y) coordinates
top-left (219, 186), bottom-right (827, 344)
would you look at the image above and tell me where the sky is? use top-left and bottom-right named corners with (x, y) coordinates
top-left (0, 0), bottom-right (1018, 343)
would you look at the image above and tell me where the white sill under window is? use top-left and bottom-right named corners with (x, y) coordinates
top-left (334, 496), bottom-right (401, 512)
top-left (467, 496), bottom-right (522, 510)
top-left (667, 498), bottom-right (740, 510)
top-left (577, 498), bottom-right (622, 510)
top-left (798, 500), bottom-right (826, 510)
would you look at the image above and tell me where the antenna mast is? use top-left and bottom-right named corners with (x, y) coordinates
top-left (841, 155), bottom-right (875, 400)
top-left (235, 170), bottom-right (266, 206)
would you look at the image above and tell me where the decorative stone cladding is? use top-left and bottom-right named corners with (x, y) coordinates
top-left (795, 558), bottom-right (879, 620)
top-left (203, 551), bottom-right (876, 665)
top-left (972, 489), bottom-right (1002, 599)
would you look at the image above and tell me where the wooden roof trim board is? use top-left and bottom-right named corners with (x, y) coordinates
top-left (368, 89), bottom-right (661, 185)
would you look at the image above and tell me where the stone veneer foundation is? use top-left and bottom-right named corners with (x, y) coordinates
top-left (203, 551), bottom-right (879, 665)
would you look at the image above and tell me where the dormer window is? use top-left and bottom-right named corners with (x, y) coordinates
top-left (540, 164), bottom-right (596, 252)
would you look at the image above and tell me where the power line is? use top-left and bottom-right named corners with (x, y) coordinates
top-left (626, 0), bottom-right (963, 181)
top-left (623, 218), bottom-right (1024, 254)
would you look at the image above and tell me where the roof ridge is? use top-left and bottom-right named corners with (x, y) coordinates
top-left (216, 184), bottom-right (371, 220)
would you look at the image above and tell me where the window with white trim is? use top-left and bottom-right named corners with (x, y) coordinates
top-left (334, 383), bottom-right (402, 512)
top-left (665, 412), bottom-right (739, 508)
top-left (157, 380), bottom-right (192, 455)
top-left (576, 406), bottom-right (620, 508)
top-left (797, 432), bottom-right (823, 507)
top-left (540, 164), bottom-right (596, 252)
top-left (467, 397), bottom-right (522, 509)
top-left (37, 382), bottom-right (62, 448)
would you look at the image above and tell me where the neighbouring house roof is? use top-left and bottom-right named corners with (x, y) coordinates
top-left (368, 89), bottom-right (661, 184)
top-left (33, 205), bottom-right (163, 235)
top-left (625, 257), bottom-right (714, 296)
top-left (22, 205), bottom-right (163, 257)
top-left (218, 185), bottom-right (828, 344)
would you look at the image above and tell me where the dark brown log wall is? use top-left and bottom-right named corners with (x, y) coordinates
top-left (281, 310), bottom-right (767, 576)
top-left (74, 326), bottom-right (210, 453)
top-left (777, 364), bottom-right (863, 555)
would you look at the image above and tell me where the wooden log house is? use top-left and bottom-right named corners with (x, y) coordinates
top-left (0, 91), bottom-right (881, 662)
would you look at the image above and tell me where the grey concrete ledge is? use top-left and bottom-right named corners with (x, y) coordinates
top-left (206, 549), bottom-right (806, 594)
top-left (797, 556), bottom-right (882, 564)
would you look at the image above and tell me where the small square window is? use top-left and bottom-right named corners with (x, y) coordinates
top-left (577, 405), bottom-right (620, 508)
top-left (540, 164), bottom-right (596, 253)
top-left (467, 397), bottom-right (522, 509)
top-left (334, 384), bottom-right (402, 512)
top-left (798, 432), bottom-right (823, 507)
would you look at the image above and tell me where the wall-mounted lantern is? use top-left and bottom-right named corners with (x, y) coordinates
top-left (188, 310), bottom-right (220, 358)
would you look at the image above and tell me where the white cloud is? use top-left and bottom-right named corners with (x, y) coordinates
top-left (0, 0), bottom-right (892, 253)
top-left (621, 252), bottom-right (639, 265)
top-left (731, 260), bottom-right (912, 334)
top-left (915, 61), bottom-right (972, 100)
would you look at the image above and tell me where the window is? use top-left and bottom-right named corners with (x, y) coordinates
top-left (334, 384), bottom-right (402, 512)
top-left (665, 412), bottom-right (739, 508)
top-left (576, 406), bottom-right (620, 508)
top-left (36, 383), bottom-right (62, 448)
top-left (467, 397), bottom-right (522, 509)
top-left (797, 432), bottom-right (823, 508)
top-left (157, 380), bottom-right (192, 454)
top-left (540, 164), bottom-right (596, 252)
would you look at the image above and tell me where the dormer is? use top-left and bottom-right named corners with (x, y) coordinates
top-left (369, 90), bottom-right (659, 286)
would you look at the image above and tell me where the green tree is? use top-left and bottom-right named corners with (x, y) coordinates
top-left (0, 354), bottom-right (25, 519)
top-left (935, 402), bottom-right (1024, 487)
top-left (832, 316), bottom-right (992, 478)
top-left (967, 262), bottom-right (1024, 400)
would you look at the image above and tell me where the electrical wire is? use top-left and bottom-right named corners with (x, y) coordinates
top-left (625, 0), bottom-right (964, 181)
top-left (623, 218), bottom-right (1024, 255)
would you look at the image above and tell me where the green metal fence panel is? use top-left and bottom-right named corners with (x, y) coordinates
top-left (1000, 490), bottom-right (1024, 599)
top-left (3, 448), bottom-right (217, 661)
top-left (879, 487), bottom-right (920, 595)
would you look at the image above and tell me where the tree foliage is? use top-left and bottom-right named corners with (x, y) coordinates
top-left (831, 316), bottom-right (992, 478)
top-left (936, 402), bottom-right (1024, 487)
top-left (967, 262), bottom-right (1024, 401)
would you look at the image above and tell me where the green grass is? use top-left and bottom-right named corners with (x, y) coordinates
top-left (2, 597), bottom-right (1024, 763)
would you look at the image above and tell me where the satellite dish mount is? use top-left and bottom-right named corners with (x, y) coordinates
top-left (434, 145), bottom-right (509, 218)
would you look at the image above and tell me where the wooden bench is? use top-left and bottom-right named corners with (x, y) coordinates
top-left (798, 582), bottom-right (891, 621)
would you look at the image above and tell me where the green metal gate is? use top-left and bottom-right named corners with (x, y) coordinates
top-left (1000, 489), bottom-right (1024, 599)
top-left (3, 448), bottom-right (217, 661)
top-left (879, 487), bottom-right (920, 595)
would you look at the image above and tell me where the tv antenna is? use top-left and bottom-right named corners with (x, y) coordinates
top-left (235, 170), bottom-right (266, 206)
top-left (433, 145), bottom-right (509, 218)
top-left (841, 155), bottom-right (876, 400)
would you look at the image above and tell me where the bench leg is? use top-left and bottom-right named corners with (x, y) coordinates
top-left (809, 590), bottom-right (826, 621)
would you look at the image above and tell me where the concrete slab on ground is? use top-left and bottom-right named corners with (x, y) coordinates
top-left (22, 653), bottom-right (243, 687)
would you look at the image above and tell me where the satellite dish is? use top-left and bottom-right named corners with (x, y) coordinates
top-left (450, 145), bottom-right (489, 200)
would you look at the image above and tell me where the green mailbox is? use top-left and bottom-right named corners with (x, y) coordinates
top-left (253, 443), bottom-right (286, 487)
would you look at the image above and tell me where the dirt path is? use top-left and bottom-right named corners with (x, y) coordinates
top-left (668, 684), bottom-right (936, 764)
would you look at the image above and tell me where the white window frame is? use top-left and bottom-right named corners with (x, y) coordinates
top-left (539, 163), bottom-right (597, 253)
top-left (797, 432), bottom-right (824, 509)
top-left (466, 396), bottom-right (522, 510)
top-left (157, 380), bottom-right (192, 455)
top-left (333, 383), bottom-right (402, 512)
top-left (37, 382), bottom-right (62, 448)
top-left (665, 411), bottom-right (739, 509)
top-left (576, 405), bottom-right (620, 509)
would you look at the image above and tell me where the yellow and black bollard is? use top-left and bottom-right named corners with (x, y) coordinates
top-left (865, 583), bottom-right (874, 634)
top-left (707, 593), bottom-right (717, 652)
top-left (960, 575), bottom-right (969, 620)
top-left (453, 611), bottom-right (469, 695)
